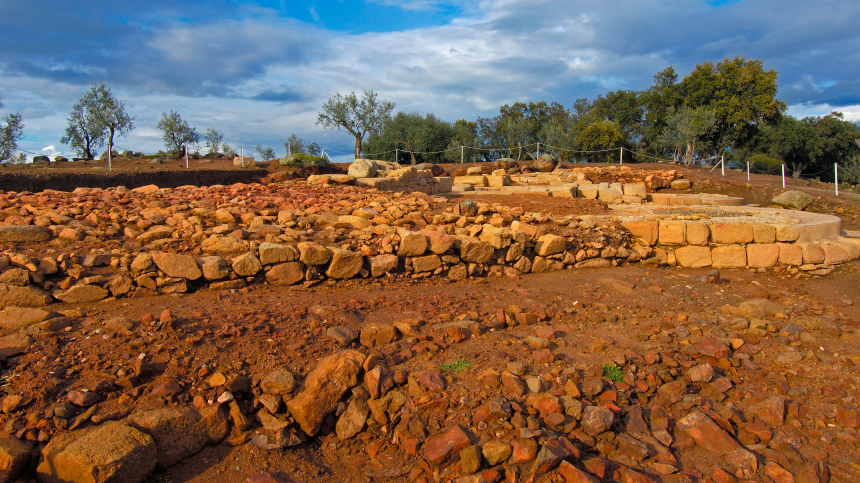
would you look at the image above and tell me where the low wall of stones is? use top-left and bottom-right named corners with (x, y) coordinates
top-left (620, 214), bottom-right (860, 275)
top-left (353, 167), bottom-right (453, 195)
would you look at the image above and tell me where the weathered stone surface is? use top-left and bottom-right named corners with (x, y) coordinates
top-left (0, 268), bottom-right (28, 286)
top-left (711, 245), bottom-right (746, 269)
top-left (127, 408), bottom-right (209, 468)
top-left (622, 221), bottom-right (658, 246)
top-left (482, 439), bottom-right (512, 466)
top-left (0, 307), bottom-right (54, 332)
top-left (670, 179), bottom-right (691, 189)
top-left (297, 242), bottom-right (331, 266)
top-left (136, 226), bottom-right (173, 243)
top-left (746, 244), bottom-right (780, 268)
top-left (261, 369), bottom-right (296, 395)
top-left (581, 406), bottom-right (615, 435)
top-left (153, 253), bottom-right (203, 280)
top-left (457, 236), bottom-right (494, 263)
top-left (326, 248), bottom-right (362, 279)
top-left (201, 236), bottom-right (248, 257)
top-left (265, 262), bottom-right (305, 285)
top-left (674, 246), bottom-right (711, 268)
top-left (749, 395), bottom-right (785, 427)
top-left (336, 398), bottom-right (369, 441)
top-left (54, 284), bottom-right (109, 304)
top-left (412, 254), bottom-right (441, 273)
top-left (258, 242), bottom-right (297, 265)
top-left (686, 222), bottom-right (711, 246)
top-left (37, 421), bottom-right (157, 483)
top-left (709, 224), bottom-right (754, 244)
top-left (424, 424), bottom-right (471, 465)
top-left (286, 350), bottom-right (365, 436)
top-left (397, 231), bottom-right (428, 257)
top-left (0, 434), bottom-right (32, 482)
top-left (676, 410), bottom-right (757, 477)
top-left (535, 234), bottom-right (566, 256)
top-left (772, 190), bottom-right (813, 210)
top-left (420, 230), bottom-right (456, 254)
top-left (778, 243), bottom-right (803, 266)
top-left (0, 333), bottom-right (33, 358)
top-left (658, 221), bottom-right (686, 245)
top-left (0, 283), bottom-right (51, 308)
top-left (231, 252), bottom-right (262, 277)
top-left (197, 256), bottom-right (229, 280)
top-left (326, 326), bottom-right (359, 346)
top-left (369, 254), bottom-right (399, 277)
top-left (0, 225), bottom-right (52, 244)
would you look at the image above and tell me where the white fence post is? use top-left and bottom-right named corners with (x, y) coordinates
top-left (184, 146), bottom-right (188, 169)
top-left (395, 149), bottom-right (399, 163)
top-left (747, 161), bottom-right (750, 182)
top-left (835, 163), bottom-right (839, 197)
top-left (460, 146), bottom-right (464, 164)
top-left (721, 156), bottom-right (725, 177)
top-left (537, 142), bottom-right (541, 157)
top-left (107, 145), bottom-right (112, 172)
top-left (240, 146), bottom-right (244, 168)
top-left (781, 164), bottom-right (786, 188)
top-left (619, 147), bottom-right (623, 165)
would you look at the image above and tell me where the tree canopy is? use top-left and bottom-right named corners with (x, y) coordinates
top-left (157, 110), bottom-right (199, 154)
top-left (0, 94), bottom-right (24, 163)
top-left (317, 90), bottom-right (395, 159)
top-left (79, 83), bottom-right (134, 159)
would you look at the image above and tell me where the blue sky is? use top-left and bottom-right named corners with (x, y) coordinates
top-left (1, 0), bottom-right (859, 162)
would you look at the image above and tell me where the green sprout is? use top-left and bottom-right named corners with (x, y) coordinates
top-left (439, 359), bottom-right (472, 375)
top-left (603, 363), bottom-right (624, 382)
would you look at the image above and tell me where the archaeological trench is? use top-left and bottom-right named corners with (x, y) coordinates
top-left (0, 161), bottom-right (858, 482)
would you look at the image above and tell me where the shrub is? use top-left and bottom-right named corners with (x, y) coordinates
top-left (747, 153), bottom-right (783, 175)
top-left (842, 157), bottom-right (860, 186)
top-left (280, 153), bottom-right (328, 168)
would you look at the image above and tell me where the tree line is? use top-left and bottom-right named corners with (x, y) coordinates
top-left (318, 57), bottom-right (860, 182)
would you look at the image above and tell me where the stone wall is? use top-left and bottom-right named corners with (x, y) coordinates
top-left (354, 167), bottom-right (452, 195)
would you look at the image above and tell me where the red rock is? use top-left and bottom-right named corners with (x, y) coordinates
top-left (688, 363), bottom-right (715, 382)
top-left (836, 407), bottom-right (860, 428)
top-left (696, 337), bottom-right (730, 358)
top-left (424, 424), bottom-right (472, 465)
top-left (501, 374), bottom-right (528, 397)
top-left (525, 393), bottom-right (562, 417)
top-left (749, 395), bottom-right (785, 428)
top-left (510, 438), bottom-right (538, 464)
top-left (67, 390), bottom-right (100, 407)
top-left (614, 466), bottom-right (657, 483)
top-left (416, 371), bottom-right (447, 391)
top-left (582, 458), bottom-right (613, 479)
top-left (557, 461), bottom-right (600, 483)
top-left (286, 350), bottom-right (364, 436)
top-left (247, 472), bottom-right (282, 483)
top-left (676, 410), bottom-right (757, 478)
top-left (527, 438), bottom-right (573, 481)
top-left (763, 462), bottom-right (795, 483)
top-left (581, 406), bottom-right (614, 435)
top-left (711, 468), bottom-right (738, 483)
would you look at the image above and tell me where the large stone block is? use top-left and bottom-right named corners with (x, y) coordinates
top-left (822, 244), bottom-right (849, 266)
top-left (778, 243), bottom-right (803, 266)
top-left (710, 224), bottom-right (754, 244)
top-left (747, 244), bottom-right (780, 268)
top-left (775, 224), bottom-right (800, 242)
top-left (800, 243), bottom-right (826, 264)
top-left (752, 224), bottom-right (776, 243)
top-left (658, 221), bottom-right (686, 245)
top-left (452, 175), bottom-right (487, 187)
top-left (674, 246), bottom-right (712, 268)
top-left (685, 223), bottom-right (710, 246)
top-left (711, 245), bottom-right (746, 268)
top-left (621, 221), bottom-right (657, 246)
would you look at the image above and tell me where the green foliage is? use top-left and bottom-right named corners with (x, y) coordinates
top-left (842, 157), bottom-right (860, 186)
top-left (573, 120), bottom-right (624, 162)
top-left (254, 144), bottom-right (276, 161)
top-left (747, 153), bottom-right (784, 174)
top-left (603, 364), bottom-right (624, 382)
top-left (439, 359), bottom-right (471, 375)
top-left (317, 90), bottom-right (395, 159)
top-left (658, 106), bottom-right (717, 165)
top-left (284, 133), bottom-right (319, 156)
top-left (204, 128), bottom-right (223, 154)
top-left (363, 111), bottom-right (454, 164)
top-left (280, 153), bottom-right (328, 168)
top-left (78, 83), bottom-right (134, 155)
top-left (61, 98), bottom-right (104, 159)
top-left (157, 110), bottom-right (199, 154)
top-left (444, 119), bottom-right (480, 163)
top-left (0, 112), bottom-right (24, 163)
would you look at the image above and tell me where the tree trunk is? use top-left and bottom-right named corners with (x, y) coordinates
top-left (354, 135), bottom-right (362, 160)
top-left (409, 150), bottom-right (416, 165)
top-left (684, 143), bottom-right (694, 166)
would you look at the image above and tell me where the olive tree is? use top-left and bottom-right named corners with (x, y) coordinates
top-left (0, 94), bottom-right (24, 163)
top-left (78, 83), bottom-right (134, 161)
top-left (317, 90), bottom-right (394, 159)
top-left (204, 128), bottom-right (223, 154)
top-left (61, 98), bottom-right (105, 159)
top-left (157, 110), bottom-right (199, 154)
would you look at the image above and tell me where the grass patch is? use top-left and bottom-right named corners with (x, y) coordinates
top-left (439, 359), bottom-right (471, 375)
top-left (603, 363), bottom-right (624, 382)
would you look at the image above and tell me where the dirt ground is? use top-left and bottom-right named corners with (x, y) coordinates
top-left (1, 159), bottom-right (859, 483)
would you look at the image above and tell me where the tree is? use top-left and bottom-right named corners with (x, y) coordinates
top-left (572, 120), bottom-right (623, 163)
top-left (682, 56), bottom-right (785, 156)
top-left (204, 129), bottom-right (223, 154)
top-left (61, 99), bottom-right (105, 159)
top-left (0, 94), bottom-right (24, 163)
top-left (284, 133), bottom-right (320, 156)
top-left (317, 90), bottom-right (395, 159)
top-left (255, 145), bottom-right (276, 161)
top-left (363, 112), bottom-right (453, 164)
top-left (540, 118), bottom-right (576, 162)
top-left (444, 119), bottom-right (480, 163)
top-left (658, 106), bottom-right (717, 166)
top-left (157, 110), bottom-right (199, 154)
top-left (640, 66), bottom-right (684, 157)
top-left (79, 83), bottom-right (134, 160)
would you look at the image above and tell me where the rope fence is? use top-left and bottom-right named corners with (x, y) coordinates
top-left (12, 140), bottom-right (852, 197)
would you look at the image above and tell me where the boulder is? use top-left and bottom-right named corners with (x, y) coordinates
top-left (265, 262), bottom-right (305, 285)
top-left (197, 256), bottom-right (230, 280)
top-left (261, 369), bottom-right (296, 395)
top-left (0, 434), bottom-right (32, 482)
top-left (201, 236), bottom-right (248, 257)
top-left (369, 254), bottom-right (399, 278)
top-left (326, 249), bottom-right (362, 279)
top-left (258, 242), bottom-right (298, 265)
top-left (231, 252), bottom-right (262, 277)
top-left (152, 253), bottom-right (202, 280)
top-left (0, 225), bottom-right (52, 244)
top-left (286, 350), bottom-right (365, 436)
top-left (36, 421), bottom-right (157, 483)
top-left (347, 159), bottom-right (378, 178)
top-left (126, 408), bottom-right (209, 468)
top-left (53, 284), bottom-right (109, 304)
top-left (0, 307), bottom-right (55, 333)
top-left (771, 190), bottom-right (813, 210)
top-left (297, 242), bottom-right (331, 266)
